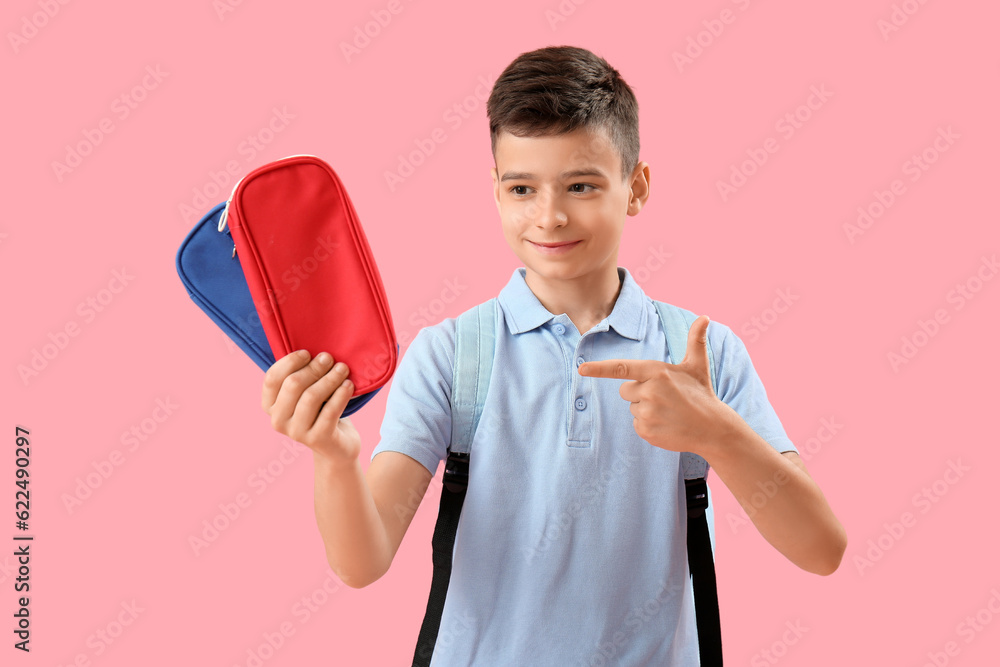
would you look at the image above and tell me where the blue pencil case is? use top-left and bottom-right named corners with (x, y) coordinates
top-left (175, 201), bottom-right (394, 417)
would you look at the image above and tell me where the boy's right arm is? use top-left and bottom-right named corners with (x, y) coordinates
top-left (313, 450), bottom-right (433, 588)
top-left (262, 350), bottom-right (434, 589)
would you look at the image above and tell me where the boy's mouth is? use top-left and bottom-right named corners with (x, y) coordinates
top-left (529, 239), bottom-right (582, 254)
top-left (532, 240), bottom-right (579, 247)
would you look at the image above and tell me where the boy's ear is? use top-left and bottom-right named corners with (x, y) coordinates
top-left (627, 161), bottom-right (651, 215)
top-left (491, 167), bottom-right (501, 212)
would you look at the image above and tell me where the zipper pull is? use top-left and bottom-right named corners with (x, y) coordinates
top-left (218, 201), bottom-right (230, 233)
top-left (232, 245), bottom-right (237, 259)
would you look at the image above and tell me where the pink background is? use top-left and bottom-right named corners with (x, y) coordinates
top-left (4, 1), bottom-right (999, 665)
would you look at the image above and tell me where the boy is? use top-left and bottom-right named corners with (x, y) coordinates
top-left (261, 45), bottom-right (846, 665)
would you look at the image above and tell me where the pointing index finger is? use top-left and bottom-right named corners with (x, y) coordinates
top-left (578, 359), bottom-right (655, 381)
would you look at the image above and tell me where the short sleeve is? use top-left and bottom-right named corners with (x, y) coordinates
top-left (369, 320), bottom-right (456, 477)
top-left (711, 322), bottom-right (798, 455)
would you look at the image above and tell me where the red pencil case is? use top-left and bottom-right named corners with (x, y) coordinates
top-left (217, 154), bottom-right (398, 397)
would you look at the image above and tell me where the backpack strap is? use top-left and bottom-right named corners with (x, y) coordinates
top-left (652, 301), bottom-right (718, 480)
top-left (653, 299), bottom-right (724, 666)
top-left (412, 298), bottom-right (496, 667)
top-left (450, 298), bottom-right (498, 459)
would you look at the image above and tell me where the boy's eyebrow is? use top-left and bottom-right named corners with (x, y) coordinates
top-left (500, 168), bottom-right (608, 182)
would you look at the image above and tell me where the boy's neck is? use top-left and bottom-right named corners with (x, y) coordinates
top-left (524, 265), bottom-right (624, 336)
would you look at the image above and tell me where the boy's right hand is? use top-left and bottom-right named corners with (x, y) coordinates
top-left (261, 350), bottom-right (360, 466)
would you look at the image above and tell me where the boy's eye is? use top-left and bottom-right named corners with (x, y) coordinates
top-left (508, 184), bottom-right (595, 196)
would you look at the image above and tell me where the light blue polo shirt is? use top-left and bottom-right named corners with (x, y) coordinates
top-left (370, 266), bottom-right (798, 666)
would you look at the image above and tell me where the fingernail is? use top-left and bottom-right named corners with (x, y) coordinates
top-left (316, 352), bottom-right (331, 364)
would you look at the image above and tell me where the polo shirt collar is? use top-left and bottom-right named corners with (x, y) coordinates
top-left (497, 266), bottom-right (647, 340)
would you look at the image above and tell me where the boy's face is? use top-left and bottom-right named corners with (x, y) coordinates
top-left (490, 125), bottom-right (649, 286)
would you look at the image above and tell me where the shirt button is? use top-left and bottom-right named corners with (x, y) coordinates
top-left (575, 397), bottom-right (586, 410)
top-left (553, 323), bottom-right (566, 335)
top-left (576, 356), bottom-right (584, 366)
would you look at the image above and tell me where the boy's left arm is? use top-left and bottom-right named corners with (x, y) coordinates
top-left (579, 315), bottom-right (847, 576)
top-left (700, 416), bottom-right (847, 576)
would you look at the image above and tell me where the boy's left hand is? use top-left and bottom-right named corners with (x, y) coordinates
top-left (578, 315), bottom-right (734, 457)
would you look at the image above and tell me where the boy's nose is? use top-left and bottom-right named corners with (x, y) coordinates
top-left (533, 192), bottom-right (567, 227)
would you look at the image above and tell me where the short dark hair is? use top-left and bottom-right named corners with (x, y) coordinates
top-left (487, 45), bottom-right (640, 184)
